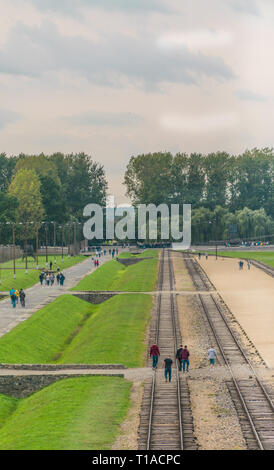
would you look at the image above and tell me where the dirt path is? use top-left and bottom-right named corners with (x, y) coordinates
top-left (198, 256), bottom-right (274, 368)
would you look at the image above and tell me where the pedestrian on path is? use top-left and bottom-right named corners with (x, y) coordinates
top-left (15, 289), bottom-right (19, 305)
top-left (46, 273), bottom-right (50, 287)
top-left (39, 272), bottom-right (44, 286)
top-left (59, 273), bottom-right (65, 286)
top-left (10, 288), bottom-right (16, 308)
top-left (208, 346), bottom-right (217, 368)
top-left (56, 273), bottom-right (60, 285)
top-left (19, 289), bottom-right (26, 307)
top-left (205, 252), bottom-right (208, 260)
top-left (176, 344), bottom-right (183, 371)
top-left (238, 260), bottom-right (243, 270)
top-left (180, 345), bottom-right (190, 373)
top-left (162, 356), bottom-right (173, 383)
top-left (247, 260), bottom-right (251, 270)
top-left (150, 344), bottom-right (160, 369)
top-left (50, 273), bottom-right (55, 286)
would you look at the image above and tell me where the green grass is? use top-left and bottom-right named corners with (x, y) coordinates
top-left (0, 395), bottom-right (19, 429)
top-left (59, 294), bottom-right (152, 367)
top-left (0, 377), bottom-right (131, 450)
top-left (72, 256), bottom-right (159, 292)
top-left (0, 255), bottom-right (86, 292)
top-left (0, 295), bottom-right (92, 364)
top-left (0, 294), bottom-right (152, 367)
top-left (118, 249), bottom-right (159, 259)
top-left (205, 251), bottom-right (274, 268)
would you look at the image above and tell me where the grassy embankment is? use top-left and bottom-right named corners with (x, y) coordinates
top-left (72, 253), bottom-right (159, 292)
top-left (0, 294), bottom-right (152, 367)
top-left (0, 377), bottom-right (131, 450)
top-left (203, 251), bottom-right (274, 268)
top-left (0, 255), bottom-right (86, 291)
top-left (118, 249), bottom-right (159, 259)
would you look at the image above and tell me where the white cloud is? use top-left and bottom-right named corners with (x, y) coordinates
top-left (0, 21), bottom-right (235, 87)
top-left (157, 30), bottom-right (233, 52)
top-left (159, 112), bottom-right (238, 134)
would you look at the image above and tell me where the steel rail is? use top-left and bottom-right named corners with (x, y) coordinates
top-left (146, 249), bottom-right (164, 450)
top-left (198, 293), bottom-right (264, 450)
top-left (146, 250), bottom-right (184, 450)
top-left (210, 294), bottom-right (274, 412)
top-left (168, 250), bottom-right (184, 450)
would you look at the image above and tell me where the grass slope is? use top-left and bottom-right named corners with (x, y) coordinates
top-left (0, 294), bottom-right (152, 367)
top-left (59, 294), bottom-right (152, 367)
top-left (205, 251), bottom-right (274, 268)
top-left (0, 255), bottom-right (86, 292)
top-left (118, 249), bottom-right (159, 259)
top-left (0, 377), bottom-right (131, 450)
top-left (72, 257), bottom-right (159, 292)
top-left (0, 295), bottom-right (93, 364)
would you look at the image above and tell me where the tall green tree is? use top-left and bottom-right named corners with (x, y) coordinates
top-left (9, 169), bottom-right (45, 241)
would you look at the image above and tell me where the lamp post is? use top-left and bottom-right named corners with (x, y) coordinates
top-left (45, 223), bottom-right (49, 267)
top-left (36, 223), bottom-right (39, 269)
top-left (67, 223), bottom-right (71, 258)
top-left (12, 223), bottom-right (16, 279)
top-left (61, 225), bottom-right (64, 263)
top-left (73, 222), bottom-right (77, 256)
top-left (52, 221), bottom-right (57, 264)
top-left (209, 218), bottom-right (218, 260)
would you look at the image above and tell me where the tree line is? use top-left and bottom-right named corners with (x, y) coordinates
top-left (123, 149), bottom-right (274, 243)
top-left (0, 152), bottom-right (108, 245)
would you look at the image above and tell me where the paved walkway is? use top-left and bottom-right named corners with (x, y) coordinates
top-left (0, 253), bottom-right (117, 338)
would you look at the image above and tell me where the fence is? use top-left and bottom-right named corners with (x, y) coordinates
top-left (0, 245), bottom-right (22, 263)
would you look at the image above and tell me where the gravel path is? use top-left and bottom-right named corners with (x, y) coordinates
top-left (0, 253), bottom-right (116, 338)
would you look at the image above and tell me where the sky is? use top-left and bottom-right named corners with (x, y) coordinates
top-left (0, 0), bottom-right (273, 203)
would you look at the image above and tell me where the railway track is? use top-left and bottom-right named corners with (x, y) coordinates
top-left (138, 250), bottom-right (197, 450)
top-left (183, 253), bottom-right (215, 291)
top-left (185, 254), bottom-right (274, 450)
top-left (250, 259), bottom-right (274, 278)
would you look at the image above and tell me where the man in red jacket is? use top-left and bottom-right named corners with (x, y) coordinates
top-left (150, 344), bottom-right (160, 369)
top-left (180, 345), bottom-right (190, 373)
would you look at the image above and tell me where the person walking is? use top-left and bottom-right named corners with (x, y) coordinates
top-left (39, 272), bottom-right (44, 286)
top-left (10, 288), bottom-right (16, 308)
top-left (247, 260), bottom-right (251, 270)
top-left (205, 252), bottom-right (208, 260)
top-left (46, 273), bottom-right (50, 287)
top-left (176, 345), bottom-right (183, 371)
top-left (163, 356), bottom-right (173, 383)
top-left (19, 289), bottom-right (26, 307)
top-left (50, 261), bottom-right (53, 270)
top-left (150, 344), bottom-right (160, 369)
top-left (59, 273), bottom-right (65, 286)
top-left (180, 345), bottom-right (190, 373)
top-left (50, 273), bottom-right (55, 286)
top-left (208, 346), bottom-right (217, 368)
top-left (15, 289), bottom-right (19, 305)
top-left (56, 272), bottom-right (60, 285)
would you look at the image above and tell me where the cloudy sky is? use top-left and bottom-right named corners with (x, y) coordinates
top-left (0, 0), bottom-right (273, 202)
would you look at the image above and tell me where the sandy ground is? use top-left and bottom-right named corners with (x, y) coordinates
top-left (198, 256), bottom-right (274, 368)
top-left (172, 254), bottom-right (247, 449)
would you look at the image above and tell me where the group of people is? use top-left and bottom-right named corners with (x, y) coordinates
top-left (9, 288), bottom-right (26, 308)
top-left (238, 260), bottom-right (251, 270)
top-left (150, 343), bottom-right (217, 382)
top-left (197, 252), bottom-right (209, 260)
top-left (39, 271), bottom-right (66, 287)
